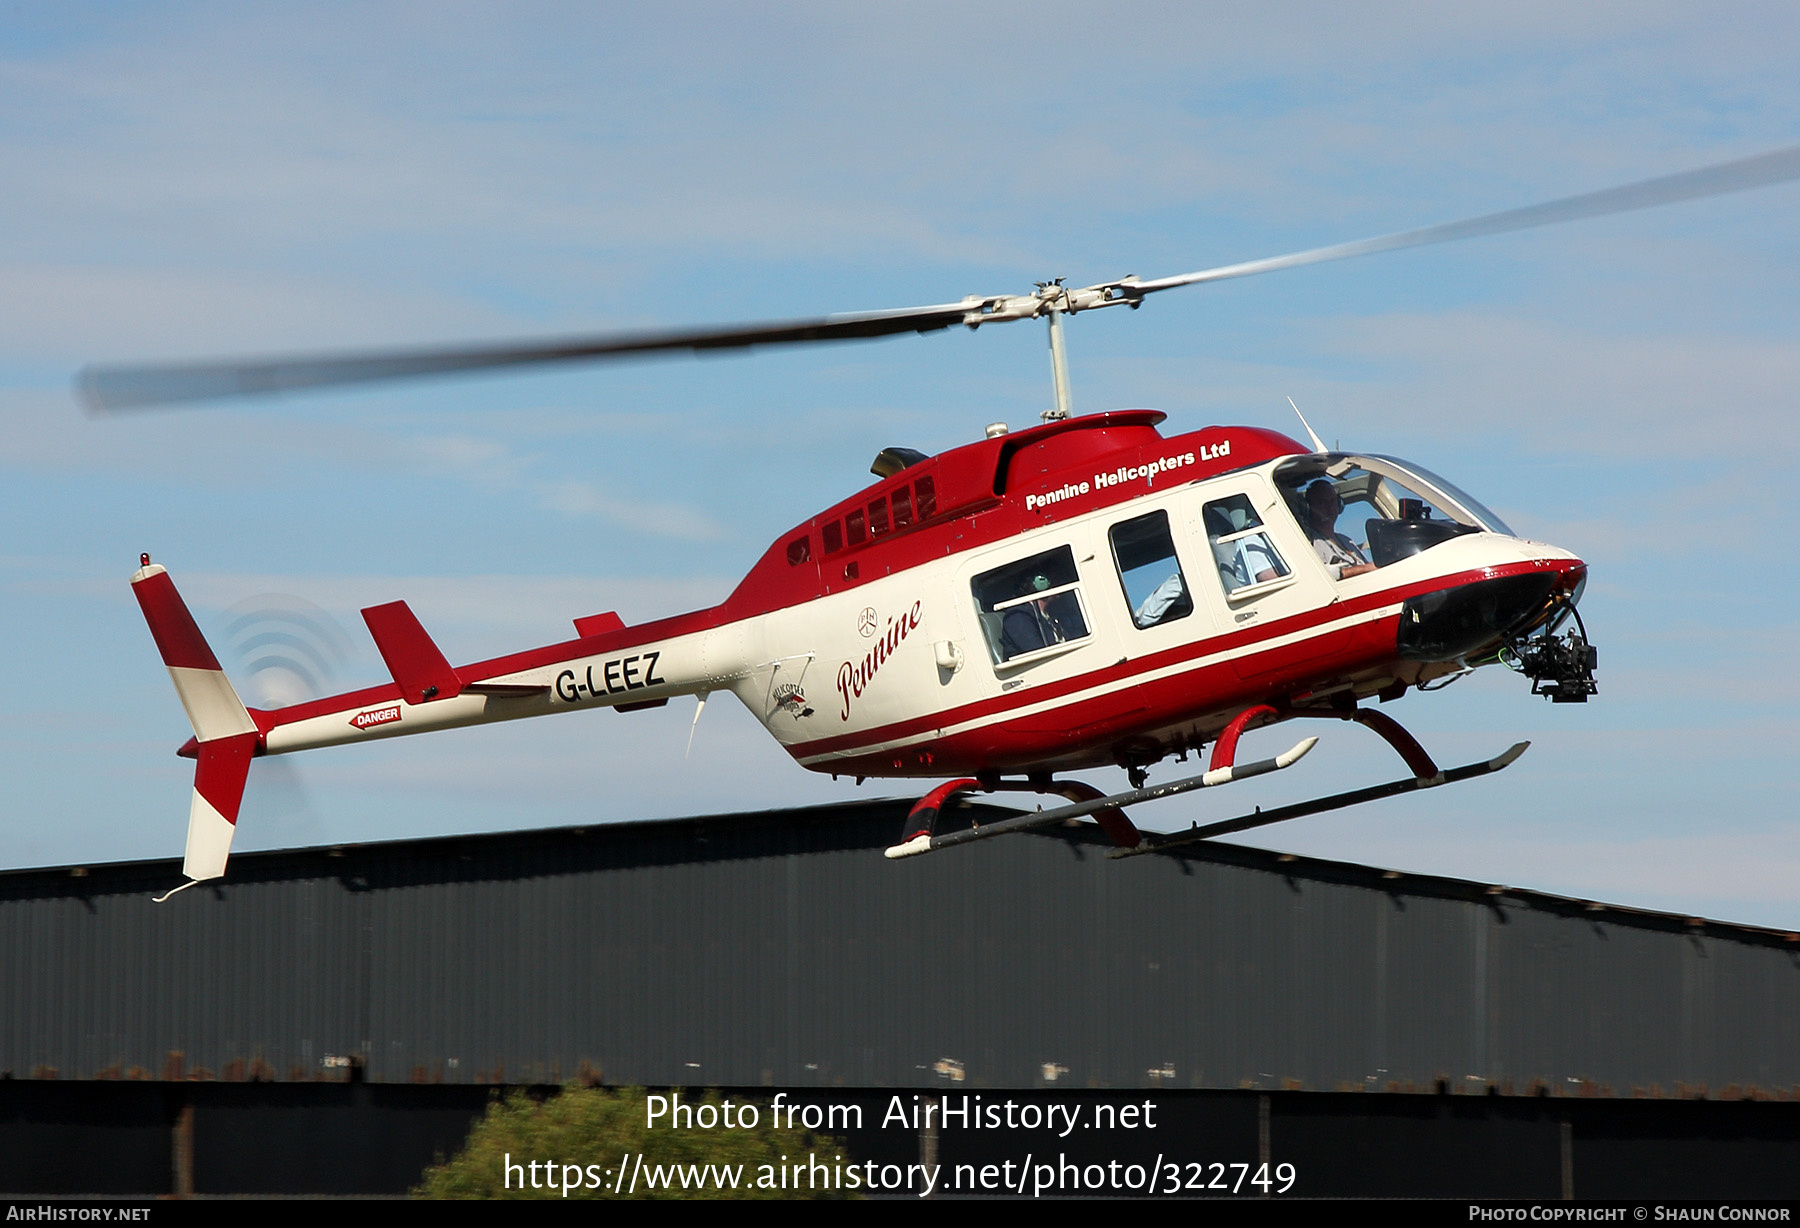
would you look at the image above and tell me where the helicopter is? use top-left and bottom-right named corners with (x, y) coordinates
top-left (89, 144), bottom-right (1800, 896)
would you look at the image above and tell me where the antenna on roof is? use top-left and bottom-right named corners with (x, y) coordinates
top-left (1288, 396), bottom-right (1329, 453)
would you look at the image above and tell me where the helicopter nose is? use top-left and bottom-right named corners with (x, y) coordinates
top-left (1396, 566), bottom-right (1574, 663)
top-left (1555, 558), bottom-right (1588, 604)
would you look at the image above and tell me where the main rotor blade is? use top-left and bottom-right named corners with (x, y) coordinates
top-left (77, 301), bottom-right (979, 411)
top-left (1126, 144), bottom-right (1800, 295)
top-left (78, 143), bottom-right (1800, 412)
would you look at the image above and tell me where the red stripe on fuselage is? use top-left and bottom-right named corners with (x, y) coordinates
top-left (820, 616), bottom-right (1397, 778)
top-left (784, 559), bottom-right (1565, 770)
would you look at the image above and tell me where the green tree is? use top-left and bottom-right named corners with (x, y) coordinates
top-left (415, 1086), bottom-right (856, 1200)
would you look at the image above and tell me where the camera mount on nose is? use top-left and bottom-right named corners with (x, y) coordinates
top-left (1504, 601), bottom-right (1598, 703)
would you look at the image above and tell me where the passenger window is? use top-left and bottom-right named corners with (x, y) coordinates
top-left (1110, 511), bottom-right (1192, 629)
top-left (847, 508), bottom-right (866, 545)
top-left (971, 546), bottom-right (1091, 665)
top-left (892, 485), bottom-right (914, 528)
top-left (869, 497), bottom-right (890, 537)
top-left (915, 475), bottom-right (937, 519)
top-left (822, 520), bottom-right (843, 554)
top-left (1202, 495), bottom-right (1290, 596)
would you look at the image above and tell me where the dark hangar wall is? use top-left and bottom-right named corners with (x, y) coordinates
top-left (1, 798), bottom-right (1796, 1094)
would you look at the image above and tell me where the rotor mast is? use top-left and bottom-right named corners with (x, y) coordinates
top-left (1044, 295), bottom-right (1072, 421)
top-left (1026, 277), bottom-right (1120, 422)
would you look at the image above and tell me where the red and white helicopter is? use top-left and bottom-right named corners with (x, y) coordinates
top-left (86, 146), bottom-right (1799, 896)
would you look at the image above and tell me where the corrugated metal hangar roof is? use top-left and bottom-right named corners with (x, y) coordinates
top-left (2, 798), bottom-right (1796, 1095)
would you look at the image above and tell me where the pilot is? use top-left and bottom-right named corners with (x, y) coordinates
top-left (1305, 479), bottom-right (1378, 580)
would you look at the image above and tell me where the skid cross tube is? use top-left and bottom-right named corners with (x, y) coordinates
top-left (1110, 741), bottom-right (1529, 860)
top-left (884, 736), bottom-right (1317, 859)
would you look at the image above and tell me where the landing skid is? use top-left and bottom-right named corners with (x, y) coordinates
top-left (1108, 741), bottom-right (1529, 860)
top-left (884, 698), bottom-right (1530, 862)
top-left (884, 736), bottom-right (1319, 858)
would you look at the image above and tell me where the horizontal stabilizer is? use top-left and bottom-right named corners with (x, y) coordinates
top-left (362, 601), bottom-right (462, 704)
top-left (574, 611), bottom-right (625, 638)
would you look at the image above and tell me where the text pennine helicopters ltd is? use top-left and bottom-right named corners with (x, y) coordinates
top-left (82, 145), bottom-right (1800, 898)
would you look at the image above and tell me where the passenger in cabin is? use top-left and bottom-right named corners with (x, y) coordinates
top-left (1235, 538), bottom-right (1283, 588)
top-left (1001, 574), bottom-right (1081, 658)
top-left (1305, 479), bottom-right (1378, 580)
top-left (1134, 572), bottom-right (1187, 626)
top-left (1203, 502), bottom-right (1284, 594)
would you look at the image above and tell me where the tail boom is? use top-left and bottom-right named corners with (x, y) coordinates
top-left (134, 555), bottom-right (752, 887)
top-left (256, 620), bottom-right (736, 755)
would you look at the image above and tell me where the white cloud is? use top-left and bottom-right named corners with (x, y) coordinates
top-left (1320, 311), bottom-right (1800, 452)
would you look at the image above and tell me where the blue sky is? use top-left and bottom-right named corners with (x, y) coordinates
top-left (3, 4), bottom-right (1798, 925)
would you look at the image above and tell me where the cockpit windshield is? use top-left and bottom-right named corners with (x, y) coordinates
top-left (1274, 454), bottom-right (1513, 574)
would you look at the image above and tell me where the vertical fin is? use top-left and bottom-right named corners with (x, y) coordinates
top-left (181, 732), bottom-right (259, 884)
top-left (132, 560), bottom-right (256, 742)
top-left (131, 556), bottom-right (260, 891)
